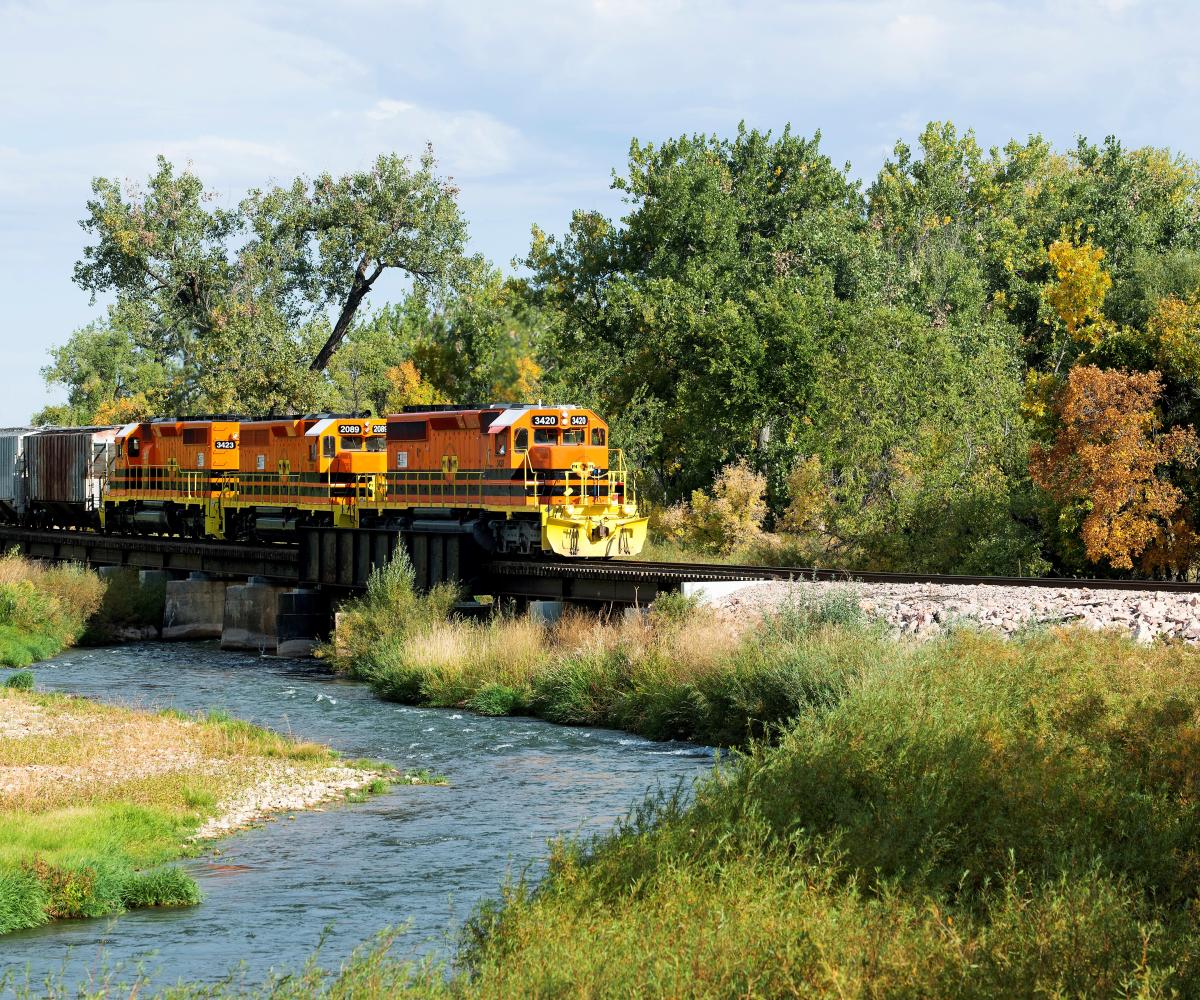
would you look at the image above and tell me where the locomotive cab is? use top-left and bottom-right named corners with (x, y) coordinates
top-left (304, 418), bottom-right (387, 478)
top-left (488, 406), bottom-right (645, 557)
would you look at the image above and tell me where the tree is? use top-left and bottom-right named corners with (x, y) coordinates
top-left (1030, 366), bottom-right (1198, 572)
top-left (1043, 237), bottom-right (1112, 346)
top-left (243, 148), bottom-right (472, 371)
top-left (526, 124), bottom-right (871, 500)
top-left (49, 150), bottom-right (473, 422)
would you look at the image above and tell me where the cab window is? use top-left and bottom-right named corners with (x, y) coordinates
top-left (341, 436), bottom-right (363, 451)
top-left (514, 428), bottom-right (529, 451)
top-left (128, 438), bottom-right (140, 457)
top-left (534, 428), bottom-right (558, 445)
top-left (590, 428), bottom-right (606, 446)
top-left (366, 437), bottom-right (386, 453)
top-left (562, 429), bottom-right (585, 445)
top-left (322, 436), bottom-right (336, 459)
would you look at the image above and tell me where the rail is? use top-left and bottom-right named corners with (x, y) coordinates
top-left (485, 558), bottom-right (1200, 594)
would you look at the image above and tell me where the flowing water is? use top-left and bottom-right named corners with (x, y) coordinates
top-left (0, 643), bottom-right (714, 992)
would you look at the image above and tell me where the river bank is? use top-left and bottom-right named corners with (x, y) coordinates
top-left (0, 552), bottom-right (104, 667)
top-left (0, 681), bottom-right (394, 935)
top-left (329, 555), bottom-right (891, 746)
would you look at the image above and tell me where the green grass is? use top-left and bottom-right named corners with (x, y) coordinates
top-left (0, 804), bottom-right (203, 934)
top-left (4, 669), bottom-right (33, 690)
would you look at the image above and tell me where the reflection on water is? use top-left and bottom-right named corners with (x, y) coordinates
top-left (1, 643), bottom-right (713, 990)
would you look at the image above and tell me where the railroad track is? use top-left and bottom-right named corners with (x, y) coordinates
top-left (488, 558), bottom-right (1200, 594)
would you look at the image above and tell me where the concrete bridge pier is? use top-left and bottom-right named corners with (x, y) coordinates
top-left (221, 577), bottom-right (290, 654)
top-left (163, 572), bottom-right (228, 641)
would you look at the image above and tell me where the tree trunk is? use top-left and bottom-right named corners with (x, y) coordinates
top-left (310, 260), bottom-right (383, 371)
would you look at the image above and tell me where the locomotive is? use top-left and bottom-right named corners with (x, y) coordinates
top-left (0, 404), bottom-right (648, 559)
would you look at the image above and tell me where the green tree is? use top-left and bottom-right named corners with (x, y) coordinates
top-left (243, 148), bottom-right (472, 371)
top-left (527, 124), bottom-right (872, 500)
top-left (46, 150), bottom-right (474, 422)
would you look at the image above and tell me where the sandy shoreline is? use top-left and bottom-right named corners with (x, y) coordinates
top-left (0, 688), bottom-right (385, 834)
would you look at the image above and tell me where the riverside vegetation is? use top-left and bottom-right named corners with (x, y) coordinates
top-left (235, 554), bottom-right (1200, 997)
top-left (0, 551), bottom-right (104, 668)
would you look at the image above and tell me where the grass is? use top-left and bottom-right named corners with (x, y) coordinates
top-left (327, 552), bottom-right (880, 746)
top-left (0, 551), bottom-right (104, 667)
top-left (0, 684), bottom-right (391, 936)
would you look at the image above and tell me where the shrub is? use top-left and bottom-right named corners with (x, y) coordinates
top-left (4, 669), bottom-right (34, 690)
top-left (467, 684), bottom-right (531, 717)
top-left (654, 460), bottom-right (768, 555)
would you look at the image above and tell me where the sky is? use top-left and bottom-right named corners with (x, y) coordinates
top-left (1, 0), bottom-right (1199, 423)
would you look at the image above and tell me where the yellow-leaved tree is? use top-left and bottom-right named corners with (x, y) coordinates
top-left (1043, 237), bottom-right (1113, 346)
top-left (384, 360), bottom-right (446, 411)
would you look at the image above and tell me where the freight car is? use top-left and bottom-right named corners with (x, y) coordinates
top-left (24, 427), bottom-right (116, 529)
top-left (0, 428), bottom-right (35, 521)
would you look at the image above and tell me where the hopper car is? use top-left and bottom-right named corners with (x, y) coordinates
top-left (0, 404), bottom-right (647, 559)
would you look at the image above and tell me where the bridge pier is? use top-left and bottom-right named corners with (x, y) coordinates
top-left (163, 573), bottom-right (228, 641)
top-left (276, 588), bottom-right (331, 658)
top-left (221, 577), bottom-right (289, 654)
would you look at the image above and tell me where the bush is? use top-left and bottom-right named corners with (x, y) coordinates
top-left (4, 669), bottom-right (34, 690)
top-left (0, 555), bottom-right (104, 665)
top-left (654, 460), bottom-right (768, 555)
top-left (327, 550), bottom-right (460, 675)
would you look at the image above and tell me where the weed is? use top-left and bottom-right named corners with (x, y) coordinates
top-left (4, 669), bottom-right (33, 690)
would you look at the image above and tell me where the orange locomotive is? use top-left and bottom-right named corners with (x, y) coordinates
top-left (101, 405), bottom-right (647, 558)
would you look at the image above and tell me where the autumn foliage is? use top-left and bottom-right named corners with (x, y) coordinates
top-left (1030, 366), bottom-right (1198, 570)
top-left (1043, 238), bottom-right (1113, 344)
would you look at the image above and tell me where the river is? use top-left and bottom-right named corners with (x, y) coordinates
top-left (0, 643), bottom-right (714, 992)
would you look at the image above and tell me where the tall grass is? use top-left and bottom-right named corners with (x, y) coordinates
top-left (0, 552), bottom-right (104, 667)
top-left (330, 555), bottom-right (878, 745)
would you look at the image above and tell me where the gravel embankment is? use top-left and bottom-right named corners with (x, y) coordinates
top-left (710, 580), bottom-right (1200, 644)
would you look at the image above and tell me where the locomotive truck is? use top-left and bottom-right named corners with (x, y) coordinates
top-left (0, 404), bottom-right (647, 559)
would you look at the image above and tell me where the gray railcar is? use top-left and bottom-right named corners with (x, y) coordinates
top-left (25, 427), bottom-right (117, 527)
top-left (0, 428), bottom-right (35, 520)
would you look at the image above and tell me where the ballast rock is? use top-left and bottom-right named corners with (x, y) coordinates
top-left (711, 580), bottom-right (1200, 645)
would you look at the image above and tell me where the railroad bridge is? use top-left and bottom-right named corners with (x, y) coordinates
top-left (5, 525), bottom-right (1198, 656)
